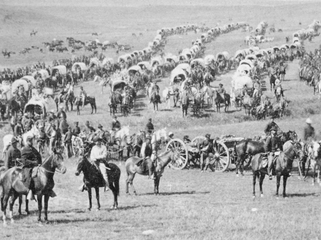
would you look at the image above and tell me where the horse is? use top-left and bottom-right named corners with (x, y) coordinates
top-left (125, 149), bottom-right (176, 195)
top-left (251, 140), bottom-right (299, 199)
top-left (74, 96), bottom-right (97, 115)
top-left (75, 156), bottom-right (120, 210)
top-left (0, 151), bottom-right (66, 225)
top-left (150, 91), bottom-right (161, 111)
top-left (235, 130), bottom-right (297, 176)
top-left (214, 91), bottom-right (230, 112)
top-left (54, 91), bottom-right (75, 112)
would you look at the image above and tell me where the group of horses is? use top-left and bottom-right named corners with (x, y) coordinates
top-left (233, 129), bottom-right (321, 198)
top-left (299, 50), bottom-right (321, 97)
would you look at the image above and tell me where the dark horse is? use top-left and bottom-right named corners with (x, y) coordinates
top-left (0, 151), bottom-right (66, 225)
top-left (214, 91), bottom-right (230, 112)
top-left (251, 141), bottom-right (299, 199)
top-left (234, 130), bottom-right (298, 176)
top-left (74, 96), bottom-right (97, 115)
top-left (125, 149), bottom-right (176, 195)
top-left (75, 156), bottom-right (120, 210)
top-left (150, 91), bottom-right (161, 111)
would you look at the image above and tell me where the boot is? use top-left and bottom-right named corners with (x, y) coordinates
top-left (27, 190), bottom-right (35, 201)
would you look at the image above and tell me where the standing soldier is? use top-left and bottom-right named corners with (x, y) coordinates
top-left (49, 124), bottom-right (57, 153)
top-left (264, 116), bottom-right (280, 136)
top-left (145, 118), bottom-right (154, 134)
top-left (64, 126), bottom-right (73, 158)
top-left (303, 118), bottom-right (315, 143)
top-left (79, 86), bottom-right (87, 108)
top-left (111, 115), bottom-right (121, 131)
top-left (72, 121), bottom-right (81, 136)
top-left (4, 137), bottom-right (21, 170)
top-left (200, 134), bottom-right (215, 172)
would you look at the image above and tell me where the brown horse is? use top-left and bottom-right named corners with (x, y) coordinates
top-left (0, 152), bottom-right (66, 225)
top-left (214, 91), bottom-right (230, 112)
top-left (125, 149), bottom-right (176, 195)
top-left (75, 156), bottom-right (120, 210)
top-left (251, 140), bottom-right (299, 199)
top-left (74, 96), bottom-right (97, 115)
top-left (235, 131), bottom-right (298, 176)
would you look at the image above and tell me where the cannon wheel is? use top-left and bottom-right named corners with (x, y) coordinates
top-left (166, 138), bottom-right (188, 170)
top-left (213, 141), bottom-right (230, 172)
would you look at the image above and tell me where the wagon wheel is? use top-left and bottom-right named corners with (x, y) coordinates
top-left (166, 138), bottom-right (188, 170)
top-left (212, 141), bottom-right (230, 172)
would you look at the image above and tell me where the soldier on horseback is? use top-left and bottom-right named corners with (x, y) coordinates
top-left (4, 137), bottom-right (21, 170)
top-left (217, 83), bottom-right (226, 99)
top-left (264, 116), bottom-right (280, 136)
top-left (72, 121), bottom-right (81, 136)
top-left (139, 135), bottom-right (155, 179)
top-left (265, 127), bottom-right (282, 180)
top-left (79, 86), bottom-right (87, 108)
top-left (90, 137), bottom-right (109, 191)
top-left (21, 136), bottom-right (43, 200)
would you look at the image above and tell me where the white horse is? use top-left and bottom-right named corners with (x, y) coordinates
top-left (115, 126), bottom-right (130, 140)
top-left (308, 141), bottom-right (321, 185)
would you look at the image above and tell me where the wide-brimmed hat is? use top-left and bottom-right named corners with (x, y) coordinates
top-left (306, 118), bottom-right (312, 124)
top-left (205, 134), bottom-right (211, 138)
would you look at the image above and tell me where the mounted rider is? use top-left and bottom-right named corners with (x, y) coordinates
top-left (139, 135), bottom-right (155, 179)
top-left (79, 86), bottom-right (87, 108)
top-left (303, 118), bottom-right (315, 144)
top-left (265, 127), bottom-right (282, 180)
top-left (90, 137), bottom-right (109, 192)
top-left (217, 83), bottom-right (226, 99)
top-left (4, 137), bottom-right (21, 170)
top-left (21, 136), bottom-right (43, 200)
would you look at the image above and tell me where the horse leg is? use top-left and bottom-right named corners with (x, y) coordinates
top-left (252, 172), bottom-right (257, 199)
top-left (9, 192), bottom-right (19, 223)
top-left (37, 195), bottom-right (43, 222)
top-left (259, 172), bottom-right (265, 197)
top-left (25, 199), bottom-right (29, 215)
top-left (1, 194), bottom-right (10, 226)
top-left (18, 196), bottom-right (22, 215)
top-left (127, 174), bottom-right (137, 195)
top-left (282, 175), bottom-right (288, 198)
top-left (155, 177), bottom-right (160, 195)
top-left (276, 174), bottom-right (281, 197)
top-left (95, 187), bottom-right (100, 210)
top-left (44, 194), bottom-right (50, 223)
top-left (87, 187), bottom-right (92, 211)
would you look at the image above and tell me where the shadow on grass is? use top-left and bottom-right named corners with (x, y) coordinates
top-left (286, 192), bottom-right (318, 198)
top-left (139, 191), bottom-right (210, 196)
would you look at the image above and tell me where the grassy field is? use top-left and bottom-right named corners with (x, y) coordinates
top-left (1, 1), bottom-right (321, 239)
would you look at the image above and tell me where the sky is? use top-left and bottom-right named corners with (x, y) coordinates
top-left (1, 0), bottom-right (319, 7)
